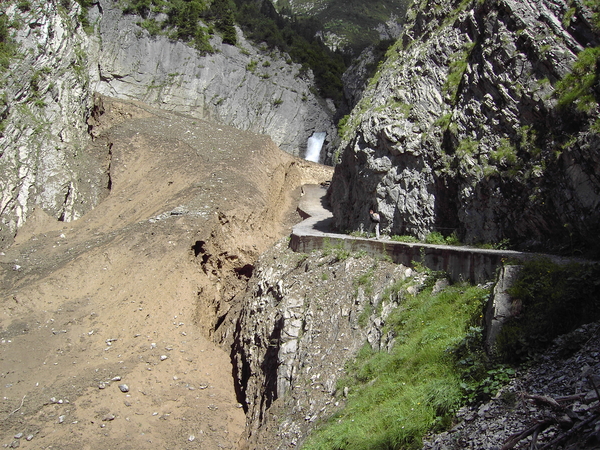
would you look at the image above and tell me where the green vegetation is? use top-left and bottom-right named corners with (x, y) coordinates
top-left (29, 68), bottom-right (52, 107)
top-left (303, 281), bottom-right (491, 450)
top-left (322, 238), bottom-right (351, 261)
top-left (354, 265), bottom-right (375, 297)
top-left (233, 0), bottom-right (346, 102)
top-left (489, 138), bottom-right (518, 166)
top-left (584, 0), bottom-right (600, 30)
top-left (496, 258), bottom-right (600, 363)
top-left (456, 137), bottom-right (479, 157)
top-left (246, 59), bottom-right (257, 73)
top-left (275, 0), bottom-right (408, 55)
top-left (0, 11), bottom-right (17, 74)
top-left (444, 41), bottom-right (475, 104)
top-left (118, 0), bottom-right (348, 102)
top-left (425, 231), bottom-right (460, 246)
top-left (391, 235), bottom-right (420, 243)
top-left (120, 0), bottom-right (236, 53)
top-left (337, 113), bottom-right (352, 141)
top-left (555, 45), bottom-right (600, 113)
top-left (0, 92), bottom-right (8, 136)
top-left (390, 232), bottom-right (460, 246)
top-left (73, 0), bottom-right (95, 31)
top-left (475, 239), bottom-right (510, 250)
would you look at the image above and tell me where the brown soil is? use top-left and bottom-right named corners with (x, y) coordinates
top-left (0, 97), bottom-right (333, 449)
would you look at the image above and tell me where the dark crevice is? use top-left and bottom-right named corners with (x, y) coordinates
top-left (106, 142), bottom-right (113, 191)
top-left (259, 315), bottom-right (284, 420)
top-left (235, 264), bottom-right (254, 279)
top-left (58, 184), bottom-right (72, 222)
top-left (192, 240), bottom-right (207, 257)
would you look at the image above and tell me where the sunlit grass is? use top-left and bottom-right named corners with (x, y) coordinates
top-left (303, 282), bottom-right (489, 450)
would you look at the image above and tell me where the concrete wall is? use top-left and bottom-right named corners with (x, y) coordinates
top-left (290, 233), bottom-right (548, 284)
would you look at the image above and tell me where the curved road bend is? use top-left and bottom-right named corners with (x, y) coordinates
top-left (290, 184), bottom-right (586, 284)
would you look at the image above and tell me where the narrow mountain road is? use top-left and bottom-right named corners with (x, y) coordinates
top-left (291, 185), bottom-right (585, 283)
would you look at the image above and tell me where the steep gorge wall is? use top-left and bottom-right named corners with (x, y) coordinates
top-left (224, 240), bottom-right (419, 449)
top-left (0, 0), bottom-right (108, 247)
top-left (0, 0), bottom-right (338, 247)
top-left (89, 0), bottom-right (337, 159)
top-left (328, 0), bottom-right (600, 255)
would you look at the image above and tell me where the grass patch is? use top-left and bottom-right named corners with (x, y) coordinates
top-left (322, 238), bottom-right (351, 261)
top-left (303, 281), bottom-right (490, 450)
top-left (443, 41), bottom-right (475, 104)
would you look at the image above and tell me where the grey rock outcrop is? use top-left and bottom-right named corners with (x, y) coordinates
top-left (328, 0), bottom-right (600, 254)
top-left (484, 264), bottom-right (522, 353)
top-left (0, 0), bottom-right (109, 247)
top-left (89, 0), bottom-right (338, 160)
top-left (0, 0), bottom-right (339, 247)
top-left (228, 239), bottom-right (419, 449)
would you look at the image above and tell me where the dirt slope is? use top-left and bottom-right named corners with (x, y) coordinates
top-left (0, 97), bottom-right (332, 449)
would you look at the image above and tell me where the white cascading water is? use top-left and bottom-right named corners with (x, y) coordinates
top-left (305, 132), bottom-right (326, 163)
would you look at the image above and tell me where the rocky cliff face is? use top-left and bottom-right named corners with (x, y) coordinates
top-left (0, 0), bottom-right (107, 247)
top-left (223, 239), bottom-right (424, 448)
top-left (328, 0), bottom-right (600, 255)
top-left (0, 0), bottom-right (338, 247)
top-left (89, 0), bottom-right (337, 160)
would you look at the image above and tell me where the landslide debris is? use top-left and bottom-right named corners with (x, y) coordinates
top-left (0, 96), bottom-right (331, 450)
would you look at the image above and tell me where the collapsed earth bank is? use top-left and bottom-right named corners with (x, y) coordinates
top-left (0, 97), bottom-right (332, 449)
top-left (0, 0), bottom-right (337, 249)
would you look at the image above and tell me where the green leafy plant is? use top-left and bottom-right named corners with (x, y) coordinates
top-left (555, 45), bottom-right (600, 112)
top-left (449, 325), bottom-right (516, 404)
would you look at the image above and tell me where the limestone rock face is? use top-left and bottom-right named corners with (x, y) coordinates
top-left (89, 0), bottom-right (338, 160)
top-left (0, 0), bottom-right (108, 247)
top-left (0, 0), bottom-right (339, 246)
top-left (329, 0), bottom-right (600, 253)
top-left (227, 240), bottom-right (415, 449)
top-left (484, 264), bottom-right (522, 353)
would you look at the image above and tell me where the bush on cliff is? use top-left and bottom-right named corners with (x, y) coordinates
top-left (0, 11), bottom-right (17, 73)
top-left (496, 258), bottom-right (600, 364)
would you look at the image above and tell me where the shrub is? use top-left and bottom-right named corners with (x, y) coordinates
top-left (391, 235), bottom-right (420, 243)
top-left (425, 231), bottom-right (447, 245)
top-left (0, 13), bottom-right (16, 73)
top-left (496, 258), bottom-right (600, 363)
top-left (555, 45), bottom-right (600, 112)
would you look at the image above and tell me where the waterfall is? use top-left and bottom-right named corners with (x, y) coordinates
top-left (305, 132), bottom-right (326, 163)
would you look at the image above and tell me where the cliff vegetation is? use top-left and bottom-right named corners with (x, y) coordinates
top-left (328, 0), bottom-right (600, 258)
